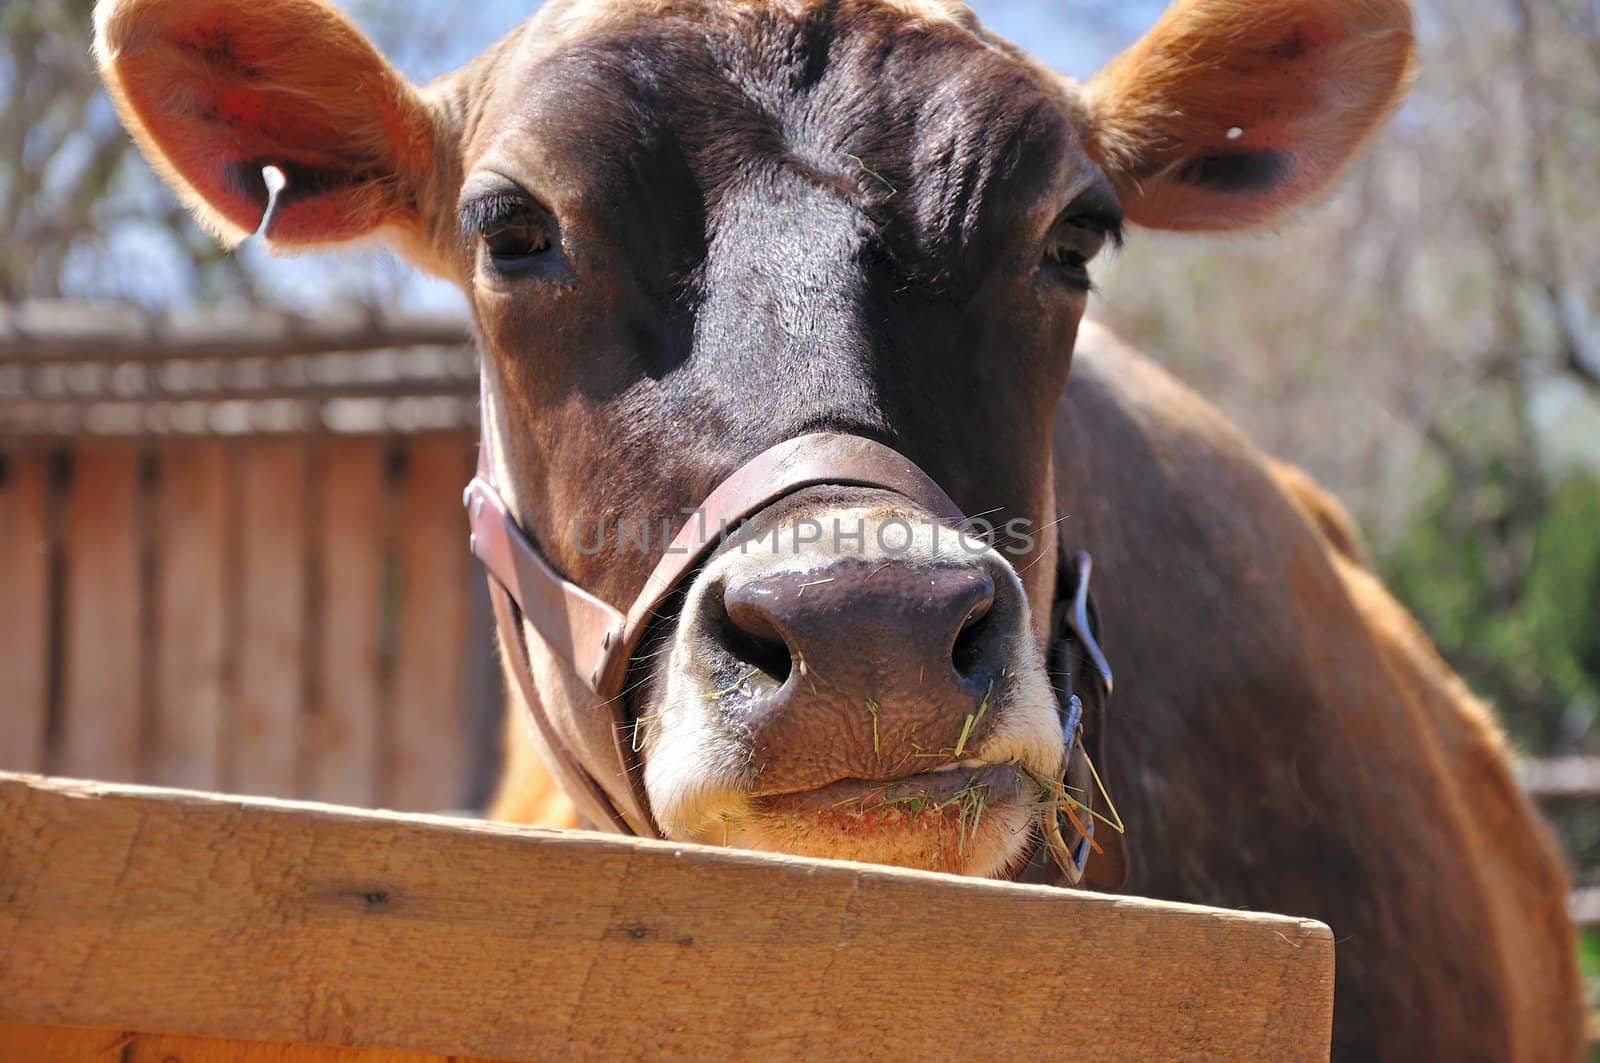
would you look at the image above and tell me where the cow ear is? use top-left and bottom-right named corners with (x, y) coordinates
top-left (1081, 0), bottom-right (1415, 232)
top-left (94, 0), bottom-right (440, 254)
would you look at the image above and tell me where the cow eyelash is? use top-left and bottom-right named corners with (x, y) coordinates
top-left (460, 192), bottom-right (555, 270)
top-left (1044, 209), bottom-right (1123, 290)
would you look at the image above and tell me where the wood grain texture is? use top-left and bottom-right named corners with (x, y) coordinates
top-left (58, 449), bottom-right (142, 782)
top-left (0, 300), bottom-right (468, 364)
top-left (0, 773), bottom-right (1335, 1061)
top-left (0, 453), bottom-right (50, 773)
top-left (304, 438), bottom-right (386, 807)
top-left (387, 437), bottom-right (471, 812)
top-left (231, 440), bottom-right (307, 798)
top-left (0, 1022), bottom-right (502, 1062)
top-left (152, 441), bottom-right (229, 791)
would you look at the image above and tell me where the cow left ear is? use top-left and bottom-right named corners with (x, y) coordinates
top-left (1081, 0), bottom-right (1416, 232)
top-left (94, 0), bottom-right (446, 266)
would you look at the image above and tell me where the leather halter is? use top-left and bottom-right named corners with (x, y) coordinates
top-left (465, 362), bottom-right (1120, 884)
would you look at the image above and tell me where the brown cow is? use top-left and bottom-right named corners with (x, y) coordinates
top-left (96, 0), bottom-right (1583, 1057)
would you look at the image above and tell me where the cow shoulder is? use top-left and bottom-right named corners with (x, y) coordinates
top-left (1269, 458), bottom-right (1369, 566)
top-left (1054, 320), bottom-right (1582, 1059)
top-left (488, 712), bottom-right (581, 829)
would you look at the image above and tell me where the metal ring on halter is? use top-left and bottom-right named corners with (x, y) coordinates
top-left (1041, 692), bottom-right (1096, 885)
top-left (1043, 731), bottom-right (1096, 885)
top-left (1044, 801), bottom-right (1094, 886)
top-left (1069, 552), bottom-right (1113, 698)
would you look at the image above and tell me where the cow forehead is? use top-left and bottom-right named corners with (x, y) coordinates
top-left (457, 0), bottom-right (1088, 257)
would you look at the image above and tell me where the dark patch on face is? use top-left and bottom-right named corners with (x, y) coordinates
top-left (1268, 33), bottom-right (1311, 62)
top-left (1175, 150), bottom-right (1291, 195)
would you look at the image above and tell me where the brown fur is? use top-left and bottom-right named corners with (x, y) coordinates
top-left (492, 711), bottom-right (580, 829)
top-left (488, 323), bottom-right (1586, 1057)
top-left (1271, 457), bottom-right (1372, 565)
top-left (1054, 323), bottom-right (1583, 1060)
top-left (491, 321), bottom-right (1586, 1056)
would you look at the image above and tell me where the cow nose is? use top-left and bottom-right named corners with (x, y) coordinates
top-left (723, 561), bottom-right (997, 683)
top-left (707, 558), bottom-right (1015, 790)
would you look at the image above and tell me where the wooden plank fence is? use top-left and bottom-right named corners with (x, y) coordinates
top-left (1517, 757), bottom-right (1600, 930)
top-left (0, 773), bottom-right (1338, 1061)
top-left (0, 301), bottom-right (500, 813)
top-left (0, 435), bottom-right (495, 812)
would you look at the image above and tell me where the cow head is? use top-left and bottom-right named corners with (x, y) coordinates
top-left (96, 0), bottom-right (1413, 876)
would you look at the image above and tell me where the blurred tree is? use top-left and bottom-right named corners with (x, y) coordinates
top-left (0, 0), bottom-right (284, 302)
top-left (1094, 0), bottom-right (1600, 758)
top-left (0, 0), bottom-right (502, 309)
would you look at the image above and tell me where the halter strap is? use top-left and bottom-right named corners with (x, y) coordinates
top-left (466, 357), bottom-right (1121, 887)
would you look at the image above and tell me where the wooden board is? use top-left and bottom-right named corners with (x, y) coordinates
top-left (231, 440), bottom-right (308, 798)
top-left (151, 441), bottom-right (230, 791)
top-left (386, 437), bottom-right (470, 812)
top-left (0, 773), bottom-right (1335, 1061)
top-left (57, 449), bottom-right (143, 782)
top-left (0, 1022), bottom-right (501, 1062)
top-left (0, 452), bottom-right (50, 773)
top-left (304, 438), bottom-right (386, 807)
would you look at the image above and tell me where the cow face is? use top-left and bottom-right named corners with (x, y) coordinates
top-left (96, 0), bottom-right (1414, 875)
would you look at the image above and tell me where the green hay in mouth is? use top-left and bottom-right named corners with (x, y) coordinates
top-left (1018, 763), bottom-right (1126, 836)
top-left (952, 678), bottom-right (995, 759)
top-left (948, 775), bottom-right (990, 856)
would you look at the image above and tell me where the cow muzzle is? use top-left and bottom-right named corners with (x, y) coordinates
top-left (465, 428), bottom-right (1086, 880)
top-left (641, 492), bottom-right (1066, 876)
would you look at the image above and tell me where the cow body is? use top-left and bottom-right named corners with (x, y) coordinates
top-left (489, 320), bottom-right (1583, 1058)
top-left (95, 0), bottom-right (1584, 1055)
top-left (1061, 325), bottom-right (1581, 1060)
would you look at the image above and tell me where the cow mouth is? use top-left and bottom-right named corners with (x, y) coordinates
top-left (754, 761), bottom-right (1024, 811)
top-left (721, 763), bottom-right (1039, 877)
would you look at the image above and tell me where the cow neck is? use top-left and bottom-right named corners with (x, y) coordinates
top-left (465, 356), bottom-right (1120, 887)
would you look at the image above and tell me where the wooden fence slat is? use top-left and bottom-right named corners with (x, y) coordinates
top-left (1570, 886), bottom-right (1600, 929)
top-left (0, 1022), bottom-right (501, 1062)
top-left (0, 300), bottom-right (469, 364)
top-left (0, 774), bottom-right (1337, 1061)
top-left (386, 437), bottom-right (472, 812)
top-left (150, 442), bottom-right (229, 790)
top-left (304, 438), bottom-right (386, 807)
top-left (0, 453), bottom-right (50, 773)
top-left (231, 440), bottom-right (308, 798)
top-left (1517, 756), bottom-right (1600, 800)
top-left (58, 449), bottom-right (142, 782)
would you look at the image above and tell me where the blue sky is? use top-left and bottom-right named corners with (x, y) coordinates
top-left (356, 0), bottom-right (1154, 82)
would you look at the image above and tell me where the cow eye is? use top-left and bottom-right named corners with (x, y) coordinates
top-left (461, 191), bottom-right (555, 272)
top-left (1043, 218), bottom-right (1110, 287)
top-left (483, 208), bottom-right (552, 266)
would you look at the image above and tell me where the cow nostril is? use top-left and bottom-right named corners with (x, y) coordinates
top-left (951, 599), bottom-right (995, 680)
top-left (715, 589), bottom-right (794, 685)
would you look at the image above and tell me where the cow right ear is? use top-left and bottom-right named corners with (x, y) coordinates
top-left (94, 0), bottom-right (448, 269)
top-left (1081, 0), bottom-right (1416, 232)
